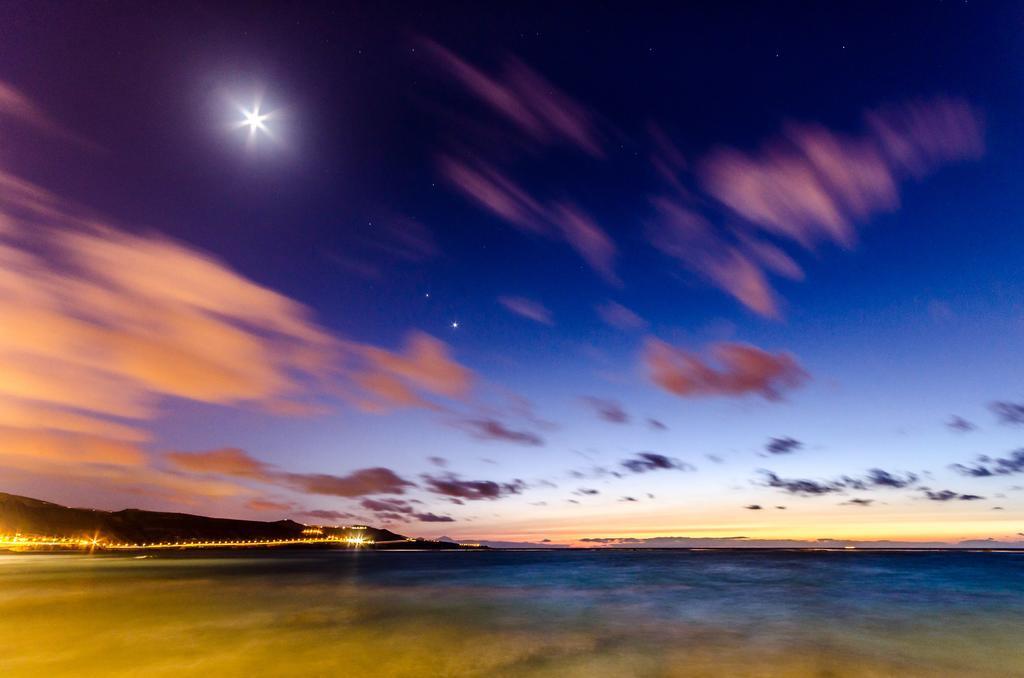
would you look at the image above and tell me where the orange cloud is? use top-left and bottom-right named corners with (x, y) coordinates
top-left (244, 498), bottom-right (295, 513)
top-left (352, 331), bottom-right (473, 410)
top-left (0, 156), bottom-right (478, 477)
top-left (0, 427), bottom-right (145, 467)
top-left (643, 338), bottom-right (808, 401)
top-left (165, 447), bottom-right (268, 478)
top-left (0, 217), bottom-right (339, 431)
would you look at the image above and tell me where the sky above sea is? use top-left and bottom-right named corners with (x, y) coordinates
top-left (1, 2), bottom-right (1023, 546)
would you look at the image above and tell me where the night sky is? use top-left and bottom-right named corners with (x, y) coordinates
top-left (2, 1), bottom-right (1023, 546)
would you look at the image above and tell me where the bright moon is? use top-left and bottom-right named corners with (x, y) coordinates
top-left (242, 106), bottom-right (269, 134)
top-left (230, 95), bottom-right (278, 146)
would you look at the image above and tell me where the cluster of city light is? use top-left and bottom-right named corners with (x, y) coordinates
top-left (0, 534), bottom-right (102, 549)
top-left (0, 532), bottom-right (381, 551)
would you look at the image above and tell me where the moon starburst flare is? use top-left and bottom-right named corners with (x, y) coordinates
top-left (229, 94), bottom-right (281, 146)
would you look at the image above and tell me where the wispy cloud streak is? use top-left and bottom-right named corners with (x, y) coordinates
top-left (652, 98), bottom-right (983, 316)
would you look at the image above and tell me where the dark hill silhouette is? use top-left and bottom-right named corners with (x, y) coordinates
top-left (0, 492), bottom-right (471, 549)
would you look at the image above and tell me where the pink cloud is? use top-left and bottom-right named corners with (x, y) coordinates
top-left (649, 199), bottom-right (781, 317)
top-left (428, 43), bottom-right (615, 283)
top-left (701, 126), bottom-right (898, 248)
top-left (643, 338), bottom-right (808, 401)
top-left (596, 301), bottom-right (648, 331)
top-left (498, 295), bottom-right (553, 325)
top-left (0, 80), bottom-right (98, 150)
top-left (438, 155), bottom-right (546, 233)
top-left (652, 98), bottom-right (984, 316)
top-left (867, 98), bottom-right (984, 178)
top-left (441, 155), bottom-right (618, 282)
top-left (550, 203), bottom-right (619, 285)
top-left (424, 40), bottom-right (602, 156)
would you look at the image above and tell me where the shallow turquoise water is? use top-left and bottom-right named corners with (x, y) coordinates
top-left (1, 549), bottom-right (1022, 676)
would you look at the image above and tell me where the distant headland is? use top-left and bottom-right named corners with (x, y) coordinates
top-left (0, 492), bottom-right (485, 552)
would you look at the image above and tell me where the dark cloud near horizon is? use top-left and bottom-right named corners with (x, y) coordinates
top-left (923, 489), bottom-right (984, 501)
top-left (361, 498), bottom-right (413, 514)
top-left (360, 498), bottom-right (456, 524)
top-left (759, 470), bottom-right (842, 495)
top-left (744, 504), bottom-right (763, 510)
top-left (765, 436), bottom-right (802, 455)
top-left (415, 512), bottom-right (455, 522)
top-left (842, 498), bottom-right (874, 506)
top-left (621, 452), bottom-right (695, 474)
top-left (568, 465), bottom-right (625, 481)
top-left (857, 468), bottom-right (918, 489)
top-left (951, 449), bottom-right (1024, 477)
top-left (647, 418), bottom-right (667, 431)
top-left (759, 467), bottom-right (917, 496)
top-left (422, 473), bottom-right (527, 501)
top-left (167, 448), bottom-right (417, 498)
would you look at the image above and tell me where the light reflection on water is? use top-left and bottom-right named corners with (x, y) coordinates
top-left (1, 550), bottom-right (1022, 676)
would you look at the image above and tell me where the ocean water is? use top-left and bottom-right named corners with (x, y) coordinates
top-left (0, 549), bottom-right (1022, 677)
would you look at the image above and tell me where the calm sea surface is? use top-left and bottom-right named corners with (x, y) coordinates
top-left (1, 549), bottom-right (1022, 677)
